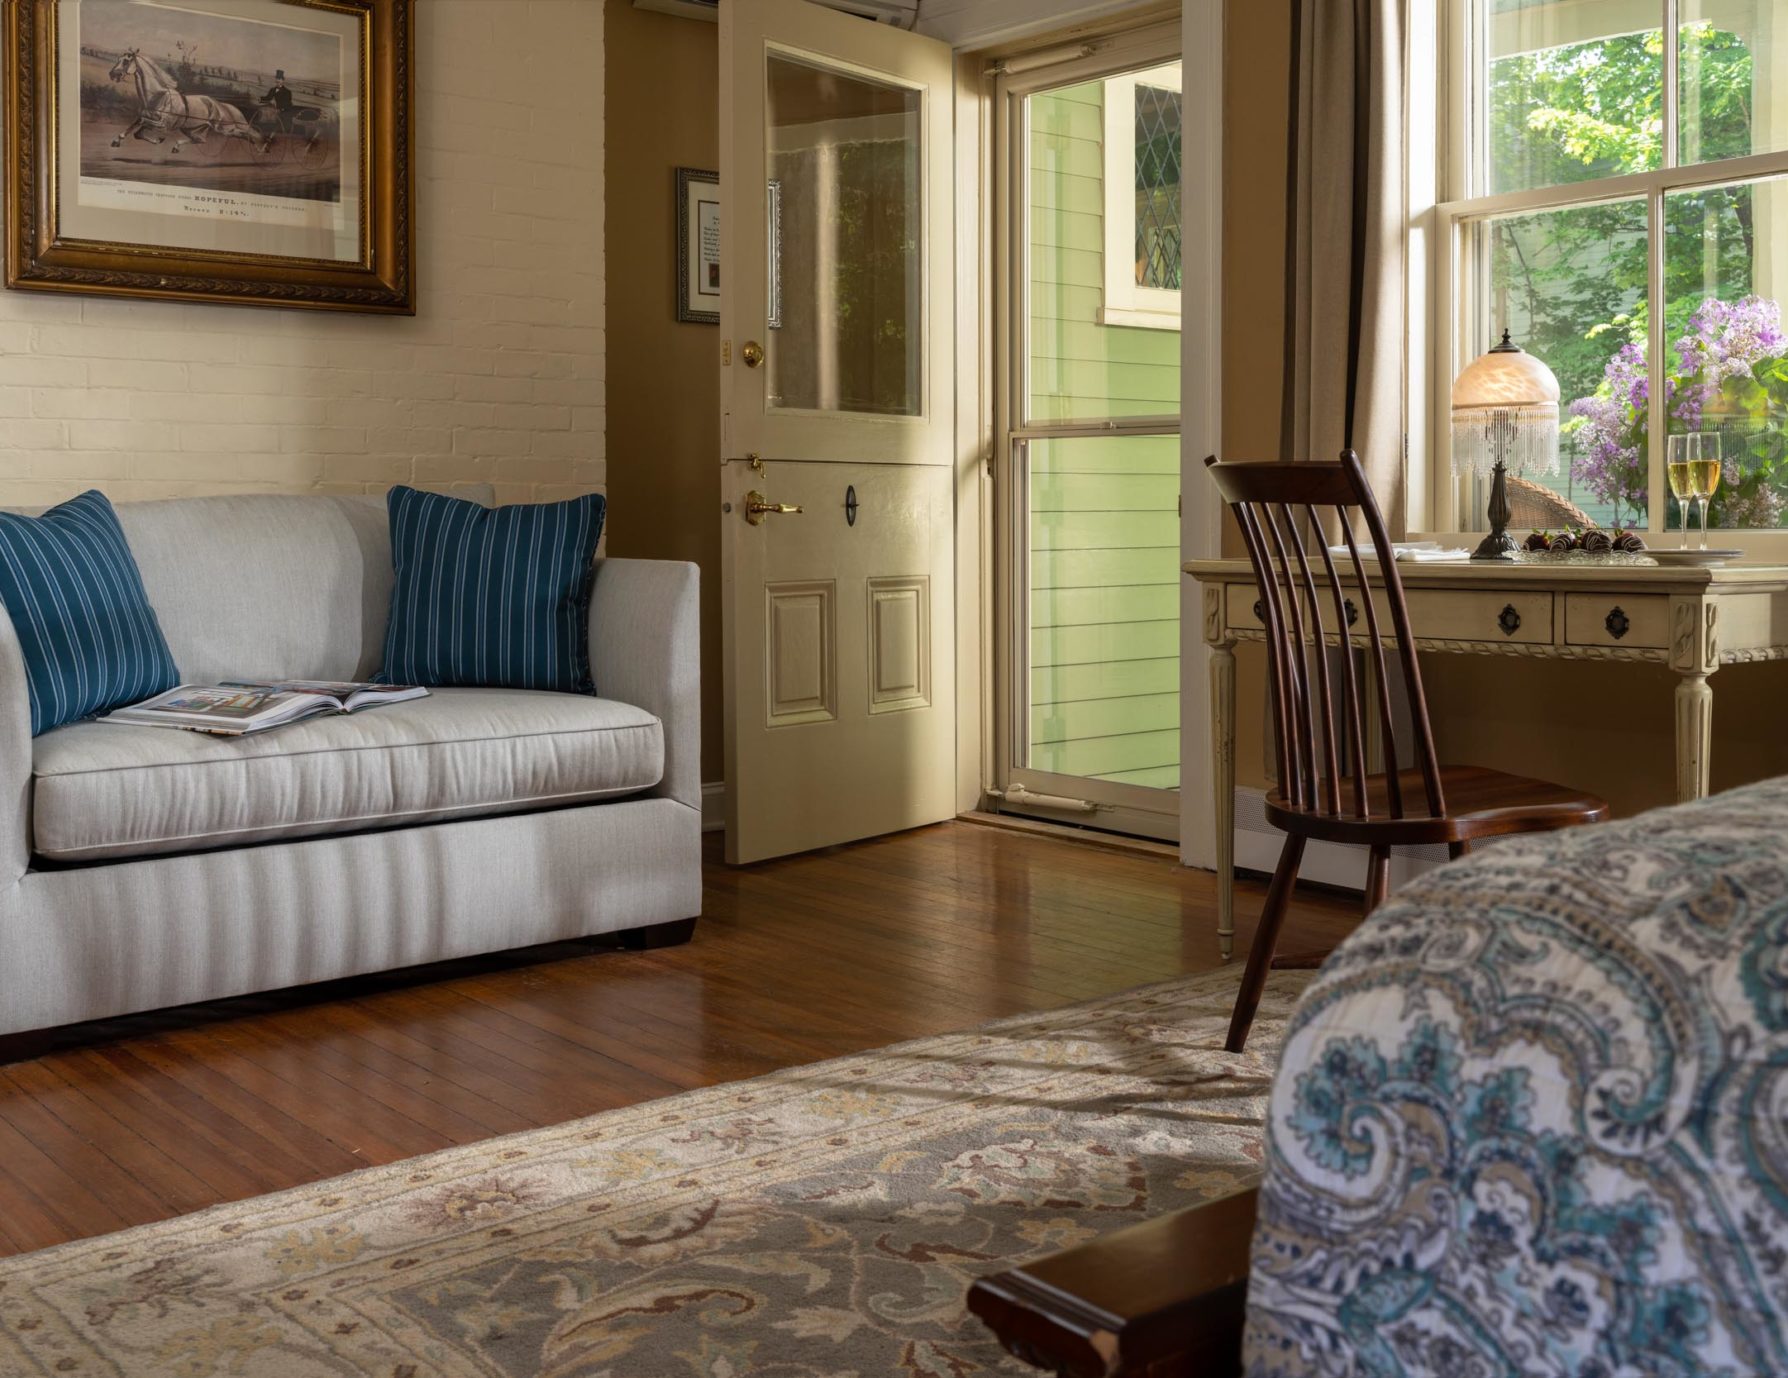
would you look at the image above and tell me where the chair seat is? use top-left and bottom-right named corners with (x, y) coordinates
top-left (1264, 764), bottom-right (1608, 846)
top-left (31, 687), bottom-right (663, 862)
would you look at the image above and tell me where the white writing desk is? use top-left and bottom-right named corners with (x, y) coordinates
top-left (1184, 556), bottom-right (1788, 958)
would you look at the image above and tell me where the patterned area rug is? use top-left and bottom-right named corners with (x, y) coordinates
top-left (0, 967), bottom-right (1309, 1378)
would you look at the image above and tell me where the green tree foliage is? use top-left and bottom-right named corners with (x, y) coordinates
top-left (1487, 25), bottom-right (1756, 411)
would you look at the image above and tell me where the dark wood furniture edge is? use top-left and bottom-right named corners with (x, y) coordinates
top-left (968, 1186), bottom-right (1258, 1377)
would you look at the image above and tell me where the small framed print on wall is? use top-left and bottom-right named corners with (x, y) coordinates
top-left (675, 166), bottom-right (717, 325)
top-left (4, 0), bottom-right (414, 313)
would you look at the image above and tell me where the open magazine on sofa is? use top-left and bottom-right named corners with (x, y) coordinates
top-left (100, 680), bottom-right (428, 736)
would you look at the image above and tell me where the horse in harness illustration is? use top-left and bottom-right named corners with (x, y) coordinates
top-left (108, 49), bottom-right (332, 162)
top-left (108, 49), bottom-right (259, 154)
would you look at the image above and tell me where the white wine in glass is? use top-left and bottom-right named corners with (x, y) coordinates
top-left (1667, 433), bottom-right (1723, 548)
top-left (1667, 433), bottom-right (1700, 548)
top-left (1693, 435), bottom-right (1723, 549)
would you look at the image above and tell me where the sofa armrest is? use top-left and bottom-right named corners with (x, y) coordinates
top-left (0, 608), bottom-right (30, 883)
top-left (589, 558), bottom-right (700, 811)
top-left (968, 1187), bottom-right (1256, 1377)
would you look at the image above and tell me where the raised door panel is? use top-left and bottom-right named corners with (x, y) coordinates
top-left (766, 581), bottom-right (836, 725)
top-left (867, 576), bottom-right (931, 714)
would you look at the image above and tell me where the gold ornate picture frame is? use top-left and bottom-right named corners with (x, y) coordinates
top-left (4, 0), bottom-right (413, 313)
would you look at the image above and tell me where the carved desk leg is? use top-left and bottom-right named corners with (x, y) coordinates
top-left (1670, 597), bottom-right (1718, 803)
top-left (1208, 591), bottom-right (1238, 961)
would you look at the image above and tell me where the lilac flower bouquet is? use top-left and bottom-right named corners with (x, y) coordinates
top-left (1568, 295), bottom-right (1788, 528)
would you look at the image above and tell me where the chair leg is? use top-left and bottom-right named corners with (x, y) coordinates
top-left (1364, 846), bottom-right (1391, 915)
top-left (1226, 834), bottom-right (1306, 1055)
top-left (1447, 841), bottom-right (1471, 861)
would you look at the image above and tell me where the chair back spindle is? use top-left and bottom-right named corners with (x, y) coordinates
top-left (1204, 451), bottom-right (1447, 824)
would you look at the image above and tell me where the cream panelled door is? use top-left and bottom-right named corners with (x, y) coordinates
top-left (719, 0), bottom-right (956, 864)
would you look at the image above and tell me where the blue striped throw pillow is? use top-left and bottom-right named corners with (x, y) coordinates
top-left (0, 490), bottom-right (179, 736)
top-left (378, 486), bottom-right (606, 693)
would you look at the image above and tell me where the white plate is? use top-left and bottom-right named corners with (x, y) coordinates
top-left (1646, 548), bottom-right (1746, 568)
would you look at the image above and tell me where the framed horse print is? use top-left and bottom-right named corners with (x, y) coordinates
top-left (3, 0), bottom-right (413, 313)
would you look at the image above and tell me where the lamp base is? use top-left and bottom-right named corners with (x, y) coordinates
top-left (1471, 530), bottom-right (1519, 561)
top-left (1470, 458), bottom-right (1518, 561)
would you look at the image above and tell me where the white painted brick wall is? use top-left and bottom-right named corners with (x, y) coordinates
top-left (0, 0), bottom-right (604, 508)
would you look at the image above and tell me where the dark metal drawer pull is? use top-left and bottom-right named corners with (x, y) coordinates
top-left (1498, 604), bottom-right (1521, 636)
top-left (1605, 606), bottom-right (1629, 640)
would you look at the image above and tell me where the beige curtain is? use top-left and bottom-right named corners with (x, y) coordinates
top-left (1281, 0), bottom-right (1409, 537)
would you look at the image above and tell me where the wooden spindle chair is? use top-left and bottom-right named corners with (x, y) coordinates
top-left (1207, 451), bottom-right (1609, 1052)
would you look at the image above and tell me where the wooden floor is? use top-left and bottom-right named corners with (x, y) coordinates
top-left (0, 822), bottom-right (1357, 1257)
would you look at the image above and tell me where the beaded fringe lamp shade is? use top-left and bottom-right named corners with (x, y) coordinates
top-left (1452, 330), bottom-right (1561, 560)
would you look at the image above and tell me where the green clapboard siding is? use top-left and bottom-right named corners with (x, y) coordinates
top-left (1093, 765), bottom-right (1181, 789)
top-left (1033, 692), bottom-right (1178, 744)
top-left (1031, 729), bottom-right (1180, 779)
top-left (1025, 84), bottom-right (1180, 790)
top-left (1032, 657), bottom-right (1177, 705)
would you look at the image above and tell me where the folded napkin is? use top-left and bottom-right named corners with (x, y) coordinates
top-left (1394, 547), bottom-right (1472, 563)
top-left (1324, 541), bottom-right (1447, 560)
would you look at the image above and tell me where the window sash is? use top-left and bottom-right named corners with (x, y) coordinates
top-left (1419, 0), bottom-right (1788, 546)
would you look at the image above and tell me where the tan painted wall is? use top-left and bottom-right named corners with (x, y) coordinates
top-left (601, 0), bottom-right (722, 784)
top-left (1222, 0), bottom-right (1288, 790)
top-left (0, 0), bottom-right (604, 508)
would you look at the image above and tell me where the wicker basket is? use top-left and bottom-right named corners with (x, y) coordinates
top-left (1505, 473), bottom-right (1595, 531)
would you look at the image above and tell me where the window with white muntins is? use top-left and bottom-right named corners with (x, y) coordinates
top-left (1423, 0), bottom-right (1788, 546)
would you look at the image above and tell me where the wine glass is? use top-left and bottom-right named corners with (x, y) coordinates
top-left (1694, 432), bottom-right (1723, 550)
top-left (1667, 433), bottom-right (1700, 549)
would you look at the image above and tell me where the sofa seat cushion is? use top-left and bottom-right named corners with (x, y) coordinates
top-left (30, 687), bottom-right (663, 862)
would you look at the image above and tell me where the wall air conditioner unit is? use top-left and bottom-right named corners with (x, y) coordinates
top-left (633, 0), bottom-right (919, 27)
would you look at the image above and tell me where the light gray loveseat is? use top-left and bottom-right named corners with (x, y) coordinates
top-left (0, 493), bottom-right (701, 1042)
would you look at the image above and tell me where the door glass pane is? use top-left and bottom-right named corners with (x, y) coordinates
top-left (1028, 436), bottom-right (1179, 790)
top-left (1662, 173), bottom-right (1788, 533)
top-left (1027, 66), bottom-right (1182, 424)
top-left (1485, 0), bottom-right (1662, 196)
top-left (765, 53), bottom-right (920, 417)
top-left (1680, 2), bottom-right (1785, 166)
top-left (1461, 196), bottom-right (1650, 531)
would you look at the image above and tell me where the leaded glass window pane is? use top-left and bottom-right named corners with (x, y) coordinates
top-left (1134, 83), bottom-right (1182, 290)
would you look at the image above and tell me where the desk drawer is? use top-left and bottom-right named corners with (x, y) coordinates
top-left (1225, 583), bottom-right (1364, 635)
top-left (1227, 584), bottom-right (1264, 631)
top-left (1406, 589), bottom-right (1553, 645)
top-left (1564, 593), bottom-right (1669, 649)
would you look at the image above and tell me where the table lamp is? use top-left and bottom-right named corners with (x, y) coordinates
top-left (1451, 330), bottom-right (1560, 560)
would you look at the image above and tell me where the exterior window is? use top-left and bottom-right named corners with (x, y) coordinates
top-left (1436, 0), bottom-right (1788, 540)
top-left (1133, 81), bottom-right (1183, 289)
top-left (1101, 63), bottom-right (1182, 329)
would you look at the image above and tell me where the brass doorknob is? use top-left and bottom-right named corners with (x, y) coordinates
top-left (744, 490), bottom-right (802, 525)
top-left (741, 340), bottom-right (765, 368)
